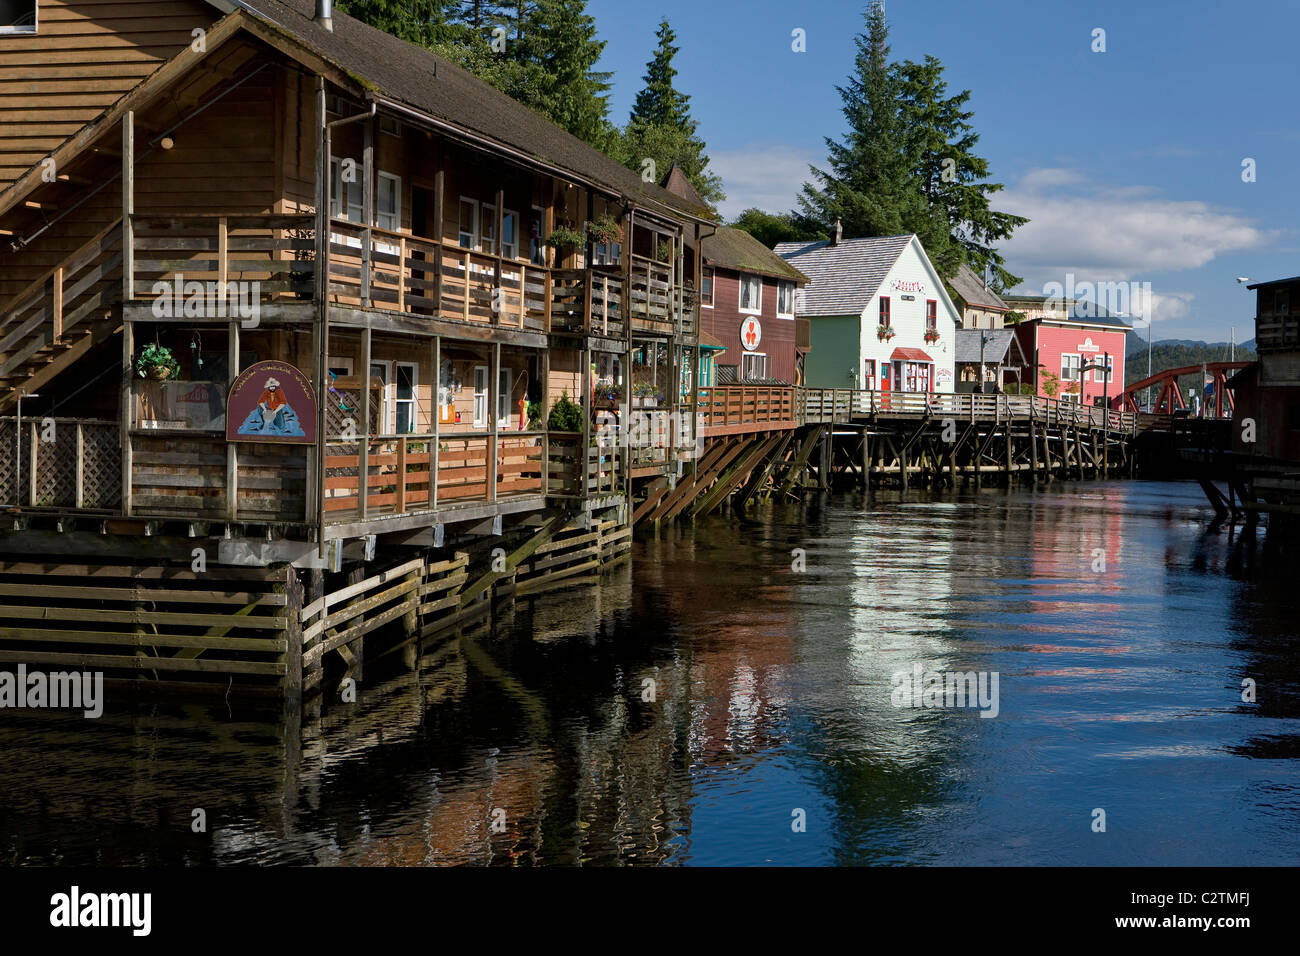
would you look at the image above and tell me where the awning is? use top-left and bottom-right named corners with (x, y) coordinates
top-left (890, 347), bottom-right (934, 363)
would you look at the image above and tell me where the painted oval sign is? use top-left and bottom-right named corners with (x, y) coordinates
top-left (226, 360), bottom-right (317, 444)
top-left (740, 316), bottom-right (762, 351)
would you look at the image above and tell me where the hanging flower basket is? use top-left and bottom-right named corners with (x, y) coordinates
top-left (877, 325), bottom-right (896, 342)
top-left (924, 329), bottom-right (940, 344)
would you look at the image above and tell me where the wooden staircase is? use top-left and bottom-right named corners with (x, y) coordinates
top-left (0, 219), bottom-right (123, 410)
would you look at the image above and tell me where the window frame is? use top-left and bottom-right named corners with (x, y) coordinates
top-left (740, 351), bottom-right (768, 380)
top-left (701, 267), bottom-right (715, 308)
top-left (777, 281), bottom-right (794, 319)
top-left (879, 296), bottom-right (891, 327)
top-left (497, 367), bottom-right (513, 424)
top-left (501, 209), bottom-right (519, 261)
top-left (375, 172), bottom-right (401, 234)
top-left (925, 299), bottom-right (937, 330)
top-left (0, 0), bottom-right (37, 34)
top-left (458, 197), bottom-right (479, 251)
top-left (329, 158), bottom-right (364, 224)
top-left (1093, 354), bottom-right (1114, 384)
top-left (1061, 353), bottom-right (1082, 382)
top-left (739, 274), bottom-right (762, 315)
top-left (369, 361), bottom-right (392, 435)
top-left (472, 365), bottom-right (490, 429)
top-left (394, 361), bottom-right (418, 434)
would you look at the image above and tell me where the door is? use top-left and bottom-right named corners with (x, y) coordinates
top-left (880, 358), bottom-right (891, 410)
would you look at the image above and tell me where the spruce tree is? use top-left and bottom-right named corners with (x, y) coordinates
top-left (618, 18), bottom-right (723, 207)
top-left (336, 0), bottom-right (468, 46)
top-left (512, 0), bottom-right (614, 148)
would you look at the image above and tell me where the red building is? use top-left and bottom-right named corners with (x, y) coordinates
top-left (696, 226), bottom-right (809, 384)
top-left (1013, 307), bottom-right (1130, 406)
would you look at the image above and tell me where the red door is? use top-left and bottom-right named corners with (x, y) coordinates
top-left (880, 358), bottom-right (892, 409)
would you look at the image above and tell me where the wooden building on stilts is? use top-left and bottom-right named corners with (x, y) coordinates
top-left (0, 0), bottom-right (713, 700)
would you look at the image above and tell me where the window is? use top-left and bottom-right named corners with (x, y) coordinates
top-left (502, 210), bottom-right (519, 260)
top-left (1, 0), bottom-right (37, 33)
top-left (472, 366), bottom-right (489, 428)
top-left (879, 296), bottom-right (891, 327)
top-left (458, 198), bottom-right (478, 250)
top-left (529, 207), bottom-right (546, 265)
top-left (701, 268), bottom-right (714, 307)
top-left (777, 281), bottom-right (794, 318)
top-left (369, 362), bottom-right (390, 434)
top-left (330, 159), bottom-right (363, 223)
top-left (741, 352), bottom-right (767, 380)
top-left (497, 368), bottom-right (513, 424)
top-left (926, 299), bottom-right (937, 330)
top-left (379, 115), bottom-right (401, 137)
top-left (395, 363), bottom-right (417, 434)
top-left (863, 359), bottom-right (876, 390)
top-left (1093, 354), bottom-right (1114, 384)
top-left (739, 274), bottom-right (761, 314)
top-left (480, 204), bottom-right (497, 255)
top-left (376, 173), bottom-right (400, 232)
top-left (1061, 353), bottom-right (1081, 382)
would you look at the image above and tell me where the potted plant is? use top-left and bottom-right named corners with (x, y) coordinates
top-left (924, 328), bottom-right (940, 343)
top-left (586, 215), bottom-right (621, 247)
top-left (656, 240), bottom-right (672, 262)
top-left (877, 324), bottom-right (896, 342)
top-left (546, 390), bottom-right (583, 432)
top-left (136, 342), bottom-right (180, 380)
top-left (545, 225), bottom-right (586, 252)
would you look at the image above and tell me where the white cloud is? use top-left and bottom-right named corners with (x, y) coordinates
top-left (710, 143), bottom-right (821, 221)
top-left (999, 168), bottom-right (1272, 294)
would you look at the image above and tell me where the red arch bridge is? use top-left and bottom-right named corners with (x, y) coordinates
top-left (1119, 362), bottom-right (1251, 417)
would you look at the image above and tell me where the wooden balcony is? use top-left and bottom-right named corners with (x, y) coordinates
top-left (697, 385), bottom-right (796, 436)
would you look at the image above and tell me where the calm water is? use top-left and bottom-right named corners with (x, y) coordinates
top-left (3, 481), bottom-right (1298, 866)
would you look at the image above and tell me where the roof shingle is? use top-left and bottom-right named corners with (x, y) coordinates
top-left (773, 234), bottom-right (913, 317)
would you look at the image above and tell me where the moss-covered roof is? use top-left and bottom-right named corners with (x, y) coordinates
top-left (702, 226), bottom-right (809, 283)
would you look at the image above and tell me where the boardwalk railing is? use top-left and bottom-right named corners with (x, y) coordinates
top-left (798, 389), bottom-right (1136, 433)
top-left (698, 386), bottom-right (796, 433)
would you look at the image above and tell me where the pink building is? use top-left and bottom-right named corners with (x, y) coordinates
top-left (1013, 308), bottom-right (1130, 407)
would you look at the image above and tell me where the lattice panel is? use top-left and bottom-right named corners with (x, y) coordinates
top-left (0, 422), bottom-right (15, 505)
top-left (81, 424), bottom-right (122, 510)
top-left (32, 424), bottom-right (77, 507)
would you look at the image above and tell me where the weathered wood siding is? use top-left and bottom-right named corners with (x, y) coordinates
top-left (0, 0), bottom-right (220, 187)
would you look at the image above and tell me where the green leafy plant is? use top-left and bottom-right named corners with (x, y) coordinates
top-left (656, 240), bottom-right (672, 262)
top-left (545, 225), bottom-right (586, 250)
top-left (586, 215), bottom-right (621, 246)
top-left (547, 390), bottom-right (583, 431)
top-left (136, 343), bottom-right (180, 380)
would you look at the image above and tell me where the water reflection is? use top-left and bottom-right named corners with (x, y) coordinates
top-left (1, 481), bottom-right (1297, 866)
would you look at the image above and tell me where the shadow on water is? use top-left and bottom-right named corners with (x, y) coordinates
top-left (2, 480), bottom-right (1298, 865)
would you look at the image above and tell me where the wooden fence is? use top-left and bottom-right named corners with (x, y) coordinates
top-left (797, 388), bottom-right (1137, 433)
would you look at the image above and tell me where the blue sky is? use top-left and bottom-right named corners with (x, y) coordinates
top-left (588, 0), bottom-right (1300, 343)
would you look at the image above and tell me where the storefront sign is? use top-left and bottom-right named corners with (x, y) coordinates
top-left (740, 316), bottom-right (762, 351)
top-left (226, 360), bottom-right (317, 444)
top-left (892, 279), bottom-right (925, 294)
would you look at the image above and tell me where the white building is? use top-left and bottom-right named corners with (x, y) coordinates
top-left (775, 232), bottom-right (960, 393)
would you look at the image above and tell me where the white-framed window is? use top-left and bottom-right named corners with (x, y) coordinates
top-left (1061, 353), bottom-right (1081, 382)
top-left (502, 209), bottom-right (519, 260)
top-left (458, 197), bottom-right (478, 250)
top-left (480, 204), bottom-right (497, 255)
top-left (330, 159), bottom-right (363, 223)
top-left (739, 274), bottom-right (761, 314)
top-left (593, 238), bottom-right (621, 266)
top-left (376, 173), bottom-right (400, 232)
top-left (1060, 391), bottom-right (1079, 405)
top-left (777, 281), bottom-right (794, 318)
top-left (497, 367), bottom-right (513, 424)
top-left (701, 267), bottom-right (714, 307)
top-left (395, 362), bottom-right (418, 434)
top-left (741, 352), bottom-right (767, 379)
top-left (1093, 354), bottom-right (1114, 384)
top-left (472, 365), bottom-right (489, 428)
top-left (1, 1), bottom-right (37, 33)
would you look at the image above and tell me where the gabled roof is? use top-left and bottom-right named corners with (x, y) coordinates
top-left (774, 234), bottom-right (962, 321)
top-left (661, 165), bottom-right (709, 212)
top-left (954, 328), bottom-right (1027, 365)
top-left (948, 263), bottom-right (1008, 312)
top-left (202, 0), bottom-right (712, 225)
top-left (702, 226), bottom-right (808, 284)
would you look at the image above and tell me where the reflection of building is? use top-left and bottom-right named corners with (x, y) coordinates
top-left (777, 231), bottom-right (960, 394)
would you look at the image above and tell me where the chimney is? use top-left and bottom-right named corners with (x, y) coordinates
top-left (315, 0), bottom-right (333, 31)
top-left (832, 218), bottom-right (842, 246)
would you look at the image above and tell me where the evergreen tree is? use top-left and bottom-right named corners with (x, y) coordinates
top-left (617, 18), bottom-right (723, 207)
top-left (630, 19), bottom-right (691, 129)
top-left (896, 55), bottom-right (1026, 291)
top-left (730, 208), bottom-right (824, 247)
top-left (511, 0), bottom-right (615, 148)
top-left (336, 0), bottom-right (468, 46)
top-left (797, 2), bottom-right (1027, 289)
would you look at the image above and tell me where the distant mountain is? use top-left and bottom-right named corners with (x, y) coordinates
top-left (1123, 337), bottom-right (1257, 387)
top-left (1124, 331), bottom-right (1254, 359)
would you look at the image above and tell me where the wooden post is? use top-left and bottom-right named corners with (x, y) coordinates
top-left (433, 162), bottom-right (445, 316)
top-left (861, 427), bottom-right (870, 491)
top-left (1005, 425), bottom-right (1012, 485)
top-left (494, 188), bottom-right (505, 325)
top-left (541, 345), bottom-right (550, 496)
top-left (1029, 419), bottom-right (1039, 483)
top-left (120, 111), bottom-right (134, 517)
top-left (227, 316), bottom-right (240, 519)
top-left (580, 345), bottom-right (591, 494)
top-left (462, 251), bottom-right (471, 321)
top-left (489, 341), bottom-right (500, 501)
top-left (51, 266), bottom-right (63, 341)
top-left (431, 335), bottom-right (439, 508)
top-left (397, 436), bottom-right (407, 513)
top-left (314, 77), bottom-right (331, 558)
top-left (360, 324), bottom-right (371, 518)
top-left (74, 422), bottom-right (84, 509)
top-left (362, 111), bottom-right (374, 308)
top-left (397, 235), bottom-right (406, 313)
top-left (28, 421), bottom-right (37, 504)
top-left (281, 564), bottom-right (304, 709)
